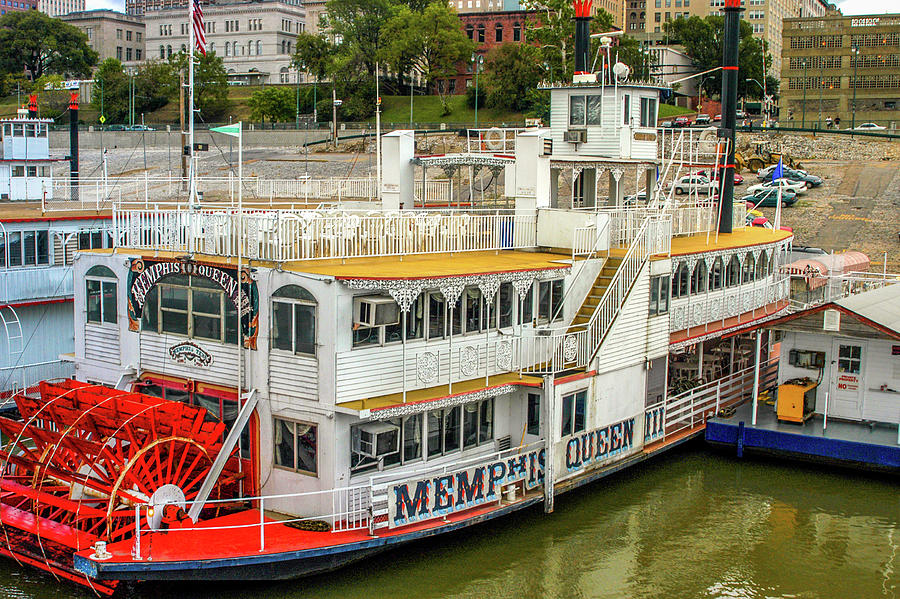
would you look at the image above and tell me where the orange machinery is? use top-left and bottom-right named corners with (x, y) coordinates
top-left (777, 379), bottom-right (818, 423)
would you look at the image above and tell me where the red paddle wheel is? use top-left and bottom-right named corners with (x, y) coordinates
top-left (0, 380), bottom-right (242, 594)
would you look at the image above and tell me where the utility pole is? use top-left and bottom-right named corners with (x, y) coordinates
top-left (295, 69), bottom-right (300, 130)
top-left (851, 45), bottom-right (859, 130)
top-left (801, 59), bottom-right (807, 128)
top-left (180, 71), bottom-right (188, 188)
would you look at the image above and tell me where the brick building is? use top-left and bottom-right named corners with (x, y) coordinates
top-left (61, 10), bottom-right (145, 67)
top-left (0, 1), bottom-right (37, 16)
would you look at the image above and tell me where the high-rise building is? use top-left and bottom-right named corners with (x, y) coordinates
top-left (61, 9), bottom-right (145, 66)
top-left (0, 1), bottom-right (38, 16)
top-left (127, 0), bottom-right (298, 18)
top-left (143, 0), bottom-right (306, 84)
top-left (38, 0), bottom-right (83, 17)
top-left (625, 0), bottom-right (646, 33)
top-left (780, 13), bottom-right (900, 128)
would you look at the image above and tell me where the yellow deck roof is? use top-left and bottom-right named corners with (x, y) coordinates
top-left (669, 227), bottom-right (792, 257)
top-left (0, 201), bottom-right (112, 222)
top-left (95, 248), bottom-right (572, 280)
top-left (337, 372), bottom-right (543, 414)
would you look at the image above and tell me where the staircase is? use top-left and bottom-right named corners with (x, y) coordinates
top-left (572, 256), bottom-right (623, 328)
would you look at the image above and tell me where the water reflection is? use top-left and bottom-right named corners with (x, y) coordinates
top-left (0, 449), bottom-right (895, 599)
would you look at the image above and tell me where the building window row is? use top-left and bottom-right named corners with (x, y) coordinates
top-left (225, 40), bottom-right (264, 56)
top-left (0, 230), bottom-right (49, 269)
top-left (788, 55), bottom-right (841, 70)
top-left (851, 53), bottom-right (900, 69)
top-left (225, 19), bottom-right (239, 32)
top-left (789, 34), bottom-right (842, 49)
top-left (849, 75), bottom-right (900, 89)
top-left (671, 251), bottom-right (772, 300)
top-left (850, 33), bottom-right (900, 48)
top-left (787, 76), bottom-right (841, 90)
top-left (159, 24), bottom-right (172, 36)
top-left (248, 18), bottom-right (262, 31)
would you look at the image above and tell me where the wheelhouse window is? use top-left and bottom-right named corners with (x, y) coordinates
top-left (2, 230), bottom-right (49, 268)
top-left (79, 230), bottom-right (114, 250)
top-left (649, 274), bottom-right (670, 316)
top-left (274, 418), bottom-right (317, 476)
top-left (672, 262), bottom-right (689, 298)
top-left (272, 284), bottom-right (317, 356)
top-left (527, 393), bottom-right (540, 435)
top-left (742, 252), bottom-right (756, 283)
top-left (86, 265), bottom-right (117, 325)
top-left (141, 274), bottom-right (239, 344)
top-left (561, 390), bottom-right (587, 437)
top-left (756, 250), bottom-right (768, 279)
top-left (639, 96), bottom-right (658, 127)
top-left (569, 94), bottom-right (602, 126)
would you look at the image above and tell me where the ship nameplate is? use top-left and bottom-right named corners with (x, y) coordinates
top-left (168, 341), bottom-right (213, 368)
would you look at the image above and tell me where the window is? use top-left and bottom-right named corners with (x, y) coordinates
top-left (640, 96), bottom-right (657, 127)
top-left (11, 165), bottom-right (24, 177)
top-left (569, 94), bottom-right (602, 126)
top-left (690, 261), bottom-right (707, 294)
top-left (136, 49), bottom-right (142, 60)
top-left (726, 254), bottom-right (741, 287)
top-left (3, 230), bottom-right (48, 268)
top-left (466, 24), bottom-right (473, 40)
top-left (116, 46), bottom-right (122, 60)
top-left (709, 257), bottom-right (724, 290)
top-left (537, 279), bottom-right (564, 322)
top-left (672, 262), bottom-right (689, 298)
top-left (649, 275), bottom-right (670, 316)
top-left (85, 265), bottom-right (117, 325)
top-left (837, 344), bottom-right (861, 374)
top-left (126, 48), bottom-right (132, 61)
top-left (527, 393), bottom-right (540, 435)
top-left (513, 22), bottom-right (521, 41)
top-left (495, 23), bottom-right (503, 42)
top-left (78, 230), bottom-right (112, 250)
top-left (126, 30), bottom-right (132, 41)
top-left (427, 406), bottom-right (461, 457)
top-left (464, 398), bottom-right (493, 448)
top-left (477, 24), bottom-right (484, 43)
top-left (756, 250), bottom-right (768, 279)
top-left (141, 274), bottom-right (239, 344)
top-left (623, 94), bottom-right (630, 125)
top-left (561, 390), bottom-right (587, 437)
top-left (256, 40), bottom-right (262, 55)
top-left (116, 28), bottom-right (122, 39)
top-left (274, 418), bottom-right (317, 475)
top-left (225, 41), bottom-right (230, 56)
top-left (742, 252), bottom-right (756, 283)
top-left (272, 285), bottom-right (316, 355)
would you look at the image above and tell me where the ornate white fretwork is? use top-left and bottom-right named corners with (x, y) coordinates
top-left (368, 384), bottom-right (520, 420)
top-left (414, 155), bottom-right (514, 169)
top-left (563, 334), bottom-right (578, 362)
top-left (417, 351), bottom-right (439, 384)
top-left (496, 341), bottom-right (512, 371)
top-left (460, 346), bottom-right (479, 376)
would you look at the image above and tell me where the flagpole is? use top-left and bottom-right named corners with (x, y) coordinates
top-left (188, 0), bottom-right (196, 207)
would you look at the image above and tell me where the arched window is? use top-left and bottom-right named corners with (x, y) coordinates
top-left (86, 265), bottom-right (117, 325)
top-left (281, 40), bottom-right (287, 54)
top-left (272, 285), bottom-right (317, 355)
top-left (287, 41), bottom-right (292, 54)
top-left (279, 66), bottom-right (289, 83)
top-left (256, 40), bottom-right (262, 55)
top-left (159, 45), bottom-right (165, 59)
top-left (726, 255), bottom-right (741, 287)
top-left (495, 22), bottom-right (503, 42)
top-left (477, 24), bottom-right (485, 43)
top-left (690, 260), bottom-right (707, 294)
top-left (513, 22), bottom-right (521, 41)
top-left (756, 249), bottom-right (768, 279)
top-left (709, 256), bottom-right (724, 290)
top-left (640, 11), bottom-right (645, 18)
top-left (210, 41), bottom-right (216, 54)
top-left (672, 262), bottom-right (690, 298)
top-left (742, 252), bottom-right (756, 283)
top-left (225, 41), bottom-right (231, 56)
top-left (631, 11), bottom-right (637, 17)
top-left (234, 40), bottom-right (240, 55)
top-left (166, 45), bottom-right (172, 58)
top-left (181, 43), bottom-right (187, 53)
top-left (248, 41), bottom-right (254, 55)
top-left (466, 24), bottom-right (474, 40)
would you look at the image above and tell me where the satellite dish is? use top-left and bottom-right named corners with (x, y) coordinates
top-left (612, 62), bottom-right (630, 81)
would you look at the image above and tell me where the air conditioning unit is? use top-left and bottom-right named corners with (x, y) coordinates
top-left (564, 129), bottom-right (587, 144)
top-left (352, 422), bottom-right (400, 459)
top-left (353, 296), bottom-right (400, 327)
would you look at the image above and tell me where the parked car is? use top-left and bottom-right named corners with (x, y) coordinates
top-left (748, 215), bottom-right (793, 232)
top-left (755, 165), bottom-right (823, 187)
top-left (624, 191), bottom-right (649, 205)
top-left (697, 169), bottom-right (744, 185)
top-left (736, 109), bottom-right (748, 119)
top-left (694, 114), bottom-right (711, 125)
top-left (673, 116), bottom-right (692, 127)
top-left (852, 122), bottom-right (886, 131)
top-left (671, 175), bottom-right (717, 195)
top-left (660, 120), bottom-right (675, 128)
top-left (713, 114), bottom-right (722, 121)
top-left (106, 124), bottom-right (126, 131)
top-left (742, 188), bottom-right (798, 207)
top-left (747, 179), bottom-right (808, 195)
top-left (127, 124), bottom-right (155, 131)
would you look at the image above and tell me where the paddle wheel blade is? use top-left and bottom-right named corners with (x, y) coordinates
top-left (0, 379), bottom-right (241, 592)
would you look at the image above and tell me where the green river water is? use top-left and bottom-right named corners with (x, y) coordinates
top-left (0, 447), bottom-right (897, 599)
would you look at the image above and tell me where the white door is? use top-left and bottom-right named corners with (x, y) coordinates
top-left (829, 339), bottom-right (865, 420)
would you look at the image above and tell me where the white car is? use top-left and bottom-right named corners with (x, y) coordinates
top-left (747, 179), bottom-right (808, 195)
top-left (671, 175), bottom-right (717, 195)
top-left (852, 122), bottom-right (886, 131)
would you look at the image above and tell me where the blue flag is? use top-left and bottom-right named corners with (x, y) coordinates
top-left (771, 158), bottom-right (783, 182)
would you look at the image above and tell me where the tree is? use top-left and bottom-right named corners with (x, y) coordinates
top-left (166, 51), bottom-right (230, 121)
top-left (664, 16), bottom-right (775, 101)
top-left (0, 11), bottom-right (97, 80)
top-left (482, 43), bottom-right (544, 112)
top-left (91, 58), bottom-right (129, 124)
top-left (247, 87), bottom-right (296, 123)
top-left (521, 0), bottom-right (613, 82)
top-left (135, 60), bottom-right (176, 114)
top-left (322, 0), bottom-right (395, 80)
top-left (293, 32), bottom-right (334, 82)
top-left (379, 3), bottom-right (473, 108)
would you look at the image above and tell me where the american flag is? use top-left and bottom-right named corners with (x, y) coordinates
top-left (192, 0), bottom-right (207, 55)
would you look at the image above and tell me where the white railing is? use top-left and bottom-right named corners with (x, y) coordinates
top-left (0, 266), bottom-right (73, 304)
top-left (43, 176), bottom-right (454, 211)
top-left (649, 356), bottom-right (779, 441)
top-left (466, 128), bottom-right (523, 154)
top-left (0, 360), bottom-right (74, 402)
top-left (669, 276), bottom-right (790, 333)
top-left (114, 208), bottom-right (539, 261)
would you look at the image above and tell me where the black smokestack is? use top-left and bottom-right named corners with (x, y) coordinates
top-left (718, 0), bottom-right (742, 234)
top-left (573, 0), bottom-right (592, 75)
top-left (69, 92), bottom-right (79, 200)
top-left (27, 94), bottom-right (37, 119)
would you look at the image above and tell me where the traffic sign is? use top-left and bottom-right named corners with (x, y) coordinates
top-left (99, 115), bottom-right (106, 124)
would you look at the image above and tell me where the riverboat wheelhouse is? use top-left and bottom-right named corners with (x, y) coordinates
top-left (0, 3), bottom-right (794, 592)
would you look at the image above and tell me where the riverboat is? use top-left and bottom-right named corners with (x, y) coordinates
top-left (0, 0), bottom-right (795, 593)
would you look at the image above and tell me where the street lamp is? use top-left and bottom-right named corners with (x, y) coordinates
top-left (851, 45), bottom-right (859, 130)
top-left (746, 78), bottom-right (765, 124)
top-left (543, 61), bottom-right (553, 84)
top-left (295, 68), bottom-right (300, 130)
top-left (472, 53), bottom-right (484, 129)
top-left (801, 59), bottom-right (808, 128)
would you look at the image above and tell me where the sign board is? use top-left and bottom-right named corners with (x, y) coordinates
top-left (168, 340), bottom-right (212, 367)
top-left (388, 445), bottom-right (545, 528)
top-left (836, 374), bottom-right (859, 391)
top-left (850, 17), bottom-right (879, 27)
top-left (561, 416), bottom-right (636, 475)
top-left (99, 115), bottom-right (106, 124)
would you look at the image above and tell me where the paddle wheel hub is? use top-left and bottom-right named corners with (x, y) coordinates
top-left (0, 379), bottom-right (242, 593)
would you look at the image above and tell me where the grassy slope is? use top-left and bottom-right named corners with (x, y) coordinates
top-left (659, 103), bottom-right (694, 119)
